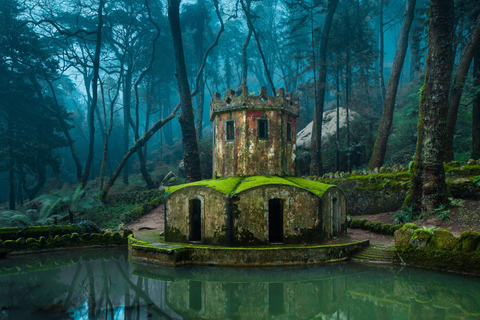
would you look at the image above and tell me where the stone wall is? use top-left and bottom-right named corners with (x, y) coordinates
top-left (165, 186), bottom-right (228, 244)
top-left (213, 109), bottom-right (296, 178)
top-left (232, 185), bottom-right (320, 245)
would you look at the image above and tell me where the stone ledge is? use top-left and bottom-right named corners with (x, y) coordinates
top-left (128, 235), bottom-right (369, 267)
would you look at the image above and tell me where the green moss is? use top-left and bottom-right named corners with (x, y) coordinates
top-left (457, 231), bottom-right (480, 252)
top-left (165, 175), bottom-right (339, 198)
top-left (402, 223), bottom-right (419, 230)
top-left (166, 176), bottom-right (242, 195)
top-left (431, 229), bottom-right (456, 250)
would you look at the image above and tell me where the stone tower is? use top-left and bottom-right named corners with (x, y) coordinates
top-left (210, 86), bottom-right (299, 178)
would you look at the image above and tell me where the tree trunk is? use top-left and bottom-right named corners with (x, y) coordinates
top-left (122, 65), bottom-right (132, 185)
top-left (406, 0), bottom-right (453, 214)
top-left (310, 0), bottom-right (340, 176)
top-left (241, 0), bottom-right (253, 87)
top-left (196, 75), bottom-right (205, 139)
top-left (101, 102), bottom-right (182, 201)
top-left (168, 0), bottom-right (202, 182)
top-left (378, 0), bottom-right (386, 102)
top-left (80, 0), bottom-right (103, 187)
top-left (335, 65), bottom-right (340, 172)
top-left (369, 0), bottom-right (417, 169)
top-left (473, 44), bottom-right (480, 159)
top-left (444, 13), bottom-right (480, 161)
top-left (9, 165), bottom-right (15, 210)
top-left (241, 0), bottom-right (276, 95)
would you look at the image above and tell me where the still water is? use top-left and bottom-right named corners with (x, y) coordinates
top-left (0, 249), bottom-right (479, 319)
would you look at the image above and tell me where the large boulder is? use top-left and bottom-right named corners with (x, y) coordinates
top-left (296, 107), bottom-right (359, 149)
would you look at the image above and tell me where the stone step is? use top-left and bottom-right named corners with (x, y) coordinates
top-left (351, 246), bottom-right (395, 263)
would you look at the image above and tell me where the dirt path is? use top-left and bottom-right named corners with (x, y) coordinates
top-left (124, 205), bottom-right (165, 238)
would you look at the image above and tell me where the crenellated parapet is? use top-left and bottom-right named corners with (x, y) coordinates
top-left (210, 86), bottom-right (299, 121)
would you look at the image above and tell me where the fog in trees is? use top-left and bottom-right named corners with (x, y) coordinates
top-left (1, 0), bottom-right (479, 219)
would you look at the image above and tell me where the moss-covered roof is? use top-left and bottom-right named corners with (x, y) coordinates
top-left (165, 176), bottom-right (336, 198)
top-left (165, 177), bottom-right (242, 196)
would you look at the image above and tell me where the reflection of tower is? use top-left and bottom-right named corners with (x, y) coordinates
top-left (210, 86), bottom-right (299, 178)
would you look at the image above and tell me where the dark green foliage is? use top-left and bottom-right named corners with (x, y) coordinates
top-left (394, 206), bottom-right (419, 224)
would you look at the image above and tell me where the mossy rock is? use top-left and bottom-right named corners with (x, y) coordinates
top-left (90, 233), bottom-right (103, 243)
top-left (81, 234), bottom-right (91, 241)
top-left (71, 233), bottom-right (80, 242)
top-left (39, 236), bottom-right (47, 245)
top-left (349, 219), bottom-right (360, 228)
top-left (430, 229), bottom-right (456, 250)
top-left (359, 219), bottom-right (367, 228)
top-left (402, 223), bottom-right (419, 230)
top-left (381, 224), bottom-right (394, 235)
top-left (102, 232), bottom-right (112, 242)
top-left (412, 229), bottom-right (432, 248)
top-left (457, 230), bottom-right (480, 253)
top-left (110, 232), bottom-right (123, 244)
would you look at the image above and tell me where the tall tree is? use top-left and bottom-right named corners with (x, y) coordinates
top-left (168, 0), bottom-right (202, 182)
top-left (473, 45), bottom-right (480, 159)
top-left (369, 0), bottom-right (417, 169)
top-left (444, 13), bottom-right (480, 161)
top-left (310, 0), bottom-right (340, 176)
top-left (406, 0), bottom-right (454, 213)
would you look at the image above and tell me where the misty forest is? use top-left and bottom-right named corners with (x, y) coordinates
top-left (1, 0), bottom-right (479, 230)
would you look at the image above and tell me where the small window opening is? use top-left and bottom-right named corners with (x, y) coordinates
top-left (258, 119), bottom-right (268, 139)
top-left (226, 121), bottom-right (234, 141)
top-left (286, 122), bottom-right (292, 142)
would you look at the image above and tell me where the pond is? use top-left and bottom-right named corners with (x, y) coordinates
top-left (0, 249), bottom-right (479, 319)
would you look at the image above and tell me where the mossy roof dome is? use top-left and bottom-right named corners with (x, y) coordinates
top-left (165, 176), bottom-right (336, 198)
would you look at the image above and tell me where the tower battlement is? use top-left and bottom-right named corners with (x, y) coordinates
top-left (210, 86), bottom-right (299, 121)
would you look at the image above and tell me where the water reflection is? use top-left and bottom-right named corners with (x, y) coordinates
top-left (0, 250), bottom-right (480, 319)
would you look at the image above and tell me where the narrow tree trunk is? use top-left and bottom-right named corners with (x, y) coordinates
top-left (196, 75), bottom-right (205, 139)
top-left (335, 65), bottom-right (340, 171)
top-left (378, 0), bottom-right (386, 102)
top-left (9, 166), bottom-right (15, 210)
top-left (473, 44), bottom-right (480, 159)
top-left (122, 66), bottom-right (132, 185)
top-left (80, 0), bottom-right (103, 187)
top-left (242, 0), bottom-right (276, 95)
top-left (346, 49), bottom-right (351, 172)
top-left (444, 13), bottom-right (480, 161)
top-left (241, 0), bottom-right (253, 87)
top-left (101, 103), bottom-right (182, 201)
top-left (369, 0), bottom-right (417, 169)
top-left (310, 0), bottom-right (340, 176)
top-left (406, 0), bottom-right (453, 213)
top-left (168, 0), bottom-right (202, 182)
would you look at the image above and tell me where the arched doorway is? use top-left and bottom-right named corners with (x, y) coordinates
top-left (189, 199), bottom-right (201, 241)
top-left (332, 198), bottom-right (338, 237)
top-left (269, 199), bottom-right (283, 242)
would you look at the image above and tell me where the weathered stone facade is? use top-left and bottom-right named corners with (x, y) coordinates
top-left (165, 87), bottom-right (347, 246)
top-left (211, 86), bottom-right (298, 178)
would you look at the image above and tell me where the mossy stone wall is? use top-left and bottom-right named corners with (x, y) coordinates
top-left (165, 186), bottom-right (228, 245)
top-left (233, 185), bottom-right (319, 245)
top-left (394, 225), bottom-right (480, 274)
top-left (213, 110), bottom-right (296, 178)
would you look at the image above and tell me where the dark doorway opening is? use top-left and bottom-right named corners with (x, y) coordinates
top-left (332, 198), bottom-right (338, 237)
top-left (190, 199), bottom-right (201, 241)
top-left (269, 199), bottom-right (283, 242)
top-left (189, 280), bottom-right (202, 311)
top-left (269, 283), bottom-right (284, 315)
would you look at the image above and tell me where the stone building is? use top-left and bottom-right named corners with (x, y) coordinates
top-left (165, 86), bottom-right (347, 246)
